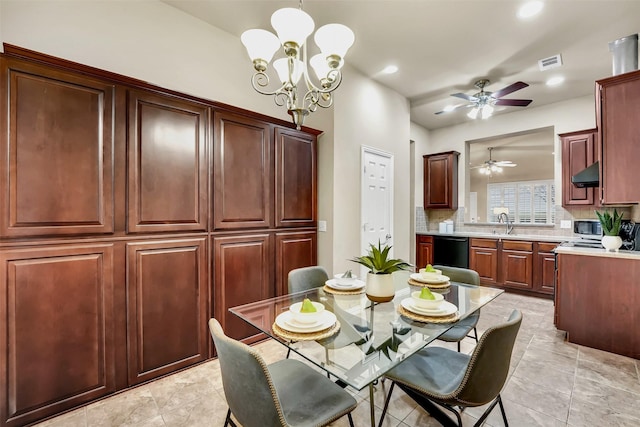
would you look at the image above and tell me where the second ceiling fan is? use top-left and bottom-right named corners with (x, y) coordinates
top-left (436, 79), bottom-right (533, 118)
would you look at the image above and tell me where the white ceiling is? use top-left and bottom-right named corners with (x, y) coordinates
top-left (162, 0), bottom-right (640, 130)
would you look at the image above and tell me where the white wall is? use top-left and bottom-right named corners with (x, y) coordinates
top-left (410, 122), bottom-right (430, 207)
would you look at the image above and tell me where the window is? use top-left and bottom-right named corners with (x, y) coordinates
top-left (487, 180), bottom-right (555, 224)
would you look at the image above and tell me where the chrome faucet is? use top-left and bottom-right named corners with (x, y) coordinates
top-left (497, 212), bottom-right (514, 235)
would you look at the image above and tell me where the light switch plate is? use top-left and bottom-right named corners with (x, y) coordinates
top-left (560, 220), bottom-right (572, 229)
top-left (318, 220), bottom-right (327, 232)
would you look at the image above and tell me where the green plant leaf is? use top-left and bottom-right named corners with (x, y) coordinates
top-left (349, 240), bottom-right (412, 274)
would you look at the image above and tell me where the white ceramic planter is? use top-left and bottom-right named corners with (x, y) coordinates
top-left (365, 272), bottom-right (395, 302)
top-left (601, 235), bottom-right (622, 252)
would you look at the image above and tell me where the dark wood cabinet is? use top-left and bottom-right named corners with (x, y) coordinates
top-left (596, 69), bottom-right (640, 204)
top-left (0, 244), bottom-right (115, 427)
top-left (127, 89), bottom-right (209, 233)
top-left (556, 253), bottom-right (640, 359)
top-left (275, 231), bottom-right (317, 296)
top-left (212, 234), bottom-right (272, 343)
top-left (469, 238), bottom-right (499, 285)
top-left (275, 127), bottom-right (317, 228)
top-left (415, 235), bottom-right (434, 270)
top-left (213, 112), bottom-right (273, 230)
top-left (500, 240), bottom-right (533, 290)
top-left (534, 242), bottom-right (557, 295)
top-left (423, 151), bottom-right (459, 209)
top-left (560, 129), bottom-right (598, 206)
top-left (0, 57), bottom-right (115, 238)
top-left (125, 238), bottom-right (208, 385)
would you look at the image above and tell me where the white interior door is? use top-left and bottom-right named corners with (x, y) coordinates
top-left (361, 147), bottom-right (394, 277)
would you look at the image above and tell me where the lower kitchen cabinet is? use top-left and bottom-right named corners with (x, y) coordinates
top-left (534, 242), bottom-right (558, 295)
top-left (275, 231), bottom-right (317, 295)
top-left (469, 239), bottom-right (499, 285)
top-left (501, 240), bottom-right (533, 290)
top-left (125, 238), bottom-right (208, 386)
top-left (415, 235), bottom-right (434, 269)
top-left (212, 233), bottom-right (272, 344)
top-left (0, 244), bottom-right (116, 427)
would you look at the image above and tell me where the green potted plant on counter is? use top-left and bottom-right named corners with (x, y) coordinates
top-left (351, 240), bottom-right (412, 302)
top-left (595, 208), bottom-right (623, 252)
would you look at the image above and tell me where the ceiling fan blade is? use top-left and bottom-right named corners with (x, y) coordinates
top-left (496, 163), bottom-right (517, 167)
top-left (491, 81), bottom-right (529, 99)
top-left (450, 93), bottom-right (478, 102)
top-left (494, 98), bottom-right (532, 107)
top-left (434, 104), bottom-right (470, 115)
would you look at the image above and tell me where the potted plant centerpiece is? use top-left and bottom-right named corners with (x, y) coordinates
top-left (351, 241), bottom-right (412, 302)
top-left (595, 208), bottom-right (624, 251)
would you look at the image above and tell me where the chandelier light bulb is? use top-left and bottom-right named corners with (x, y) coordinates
top-left (314, 23), bottom-right (355, 60)
top-left (273, 58), bottom-right (305, 84)
top-left (467, 107), bottom-right (479, 119)
top-left (481, 104), bottom-right (494, 119)
top-left (241, 29), bottom-right (281, 68)
top-left (271, 7), bottom-right (315, 48)
top-left (310, 54), bottom-right (331, 81)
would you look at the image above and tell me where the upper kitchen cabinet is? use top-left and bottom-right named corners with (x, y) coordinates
top-left (0, 58), bottom-right (115, 238)
top-left (213, 112), bottom-right (273, 230)
top-left (596, 69), bottom-right (640, 204)
top-left (275, 127), bottom-right (317, 228)
top-left (423, 151), bottom-right (459, 209)
top-left (127, 89), bottom-right (209, 233)
top-left (560, 129), bottom-right (598, 206)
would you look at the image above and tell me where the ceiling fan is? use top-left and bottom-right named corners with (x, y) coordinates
top-left (471, 147), bottom-right (517, 174)
top-left (435, 79), bottom-right (533, 117)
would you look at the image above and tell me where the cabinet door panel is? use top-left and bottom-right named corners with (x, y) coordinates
top-left (0, 245), bottom-right (115, 427)
top-left (536, 252), bottom-right (556, 295)
top-left (416, 235), bottom-right (434, 270)
top-left (275, 128), bottom-right (317, 227)
top-left (212, 234), bottom-right (272, 343)
top-left (0, 59), bottom-right (114, 237)
top-left (126, 238), bottom-right (208, 385)
top-left (423, 152), bottom-right (458, 209)
top-left (275, 231), bottom-right (317, 296)
top-left (560, 130), bottom-right (596, 206)
top-left (127, 90), bottom-right (208, 233)
top-left (469, 247), bottom-right (498, 285)
top-left (213, 113), bottom-right (272, 229)
top-left (502, 250), bottom-right (533, 290)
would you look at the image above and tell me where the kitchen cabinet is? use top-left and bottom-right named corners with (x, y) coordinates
top-left (500, 240), bottom-right (533, 290)
top-left (415, 235), bottom-right (434, 269)
top-left (125, 238), bottom-right (208, 386)
top-left (560, 129), bottom-right (598, 206)
top-left (556, 252), bottom-right (639, 359)
top-left (534, 242), bottom-right (557, 295)
top-left (0, 244), bottom-right (115, 427)
top-left (596, 69), bottom-right (640, 204)
top-left (127, 89), bottom-right (210, 233)
top-left (423, 151), bottom-right (459, 209)
top-left (0, 57), bottom-right (115, 238)
top-left (275, 231), bottom-right (317, 296)
top-left (212, 234), bottom-right (273, 344)
top-left (469, 238), bottom-right (499, 285)
top-left (213, 112), bottom-right (273, 230)
top-left (275, 127), bottom-right (317, 228)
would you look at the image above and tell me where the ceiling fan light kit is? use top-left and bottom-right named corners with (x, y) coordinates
top-left (473, 147), bottom-right (517, 175)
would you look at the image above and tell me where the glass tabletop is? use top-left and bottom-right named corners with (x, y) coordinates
top-left (229, 281), bottom-right (503, 391)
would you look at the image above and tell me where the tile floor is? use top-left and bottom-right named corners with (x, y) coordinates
top-left (34, 293), bottom-right (640, 427)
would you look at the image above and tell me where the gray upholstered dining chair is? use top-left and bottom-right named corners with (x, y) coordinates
top-left (209, 318), bottom-right (357, 427)
top-left (287, 265), bottom-right (329, 294)
top-left (378, 310), bottom-right (522, 427)
top-left (434, 265), bottom-right (481, 352)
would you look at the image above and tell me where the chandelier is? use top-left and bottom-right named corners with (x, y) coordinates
top-left (478, 163), bottom-right (502, 175)
top-left (240, 0), bottom-right (354, 129)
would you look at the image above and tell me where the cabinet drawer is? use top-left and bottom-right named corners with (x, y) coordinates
top-left (503, 240), bottom-right (533, 251)
top-left (470, 238), bottom-right (498, 249)
top-left (417, 235), bottom-right (434, 244)
top-left (538, 242), bottom-right (559, 253)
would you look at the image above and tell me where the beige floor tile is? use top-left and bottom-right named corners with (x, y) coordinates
top-left (568, 376), bottom-right (640, 427)
top-left (502, 375), bottom-right (571, 421)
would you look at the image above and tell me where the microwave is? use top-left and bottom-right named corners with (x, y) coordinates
top-left (573, 220), bottom-right (602, 238)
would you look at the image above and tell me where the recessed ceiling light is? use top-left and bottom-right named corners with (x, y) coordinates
top-left (518, 1), bottom-right (544, 19)
top-left (546, 76), bottom-right (565, 86)
top-left (382, 65), bottom-right (398, 74)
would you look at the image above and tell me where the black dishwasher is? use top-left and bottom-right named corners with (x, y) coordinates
top-left (433, 236), bottom-right (469, 268)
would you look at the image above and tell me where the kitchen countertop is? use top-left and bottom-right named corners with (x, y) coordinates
top-left (554, 245), bottom-right (640, 259)
top-left (416, 231), bottom-right (566, 243)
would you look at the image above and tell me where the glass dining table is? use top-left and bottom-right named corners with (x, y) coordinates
top-left (229, 279), bottom-right (504, 427)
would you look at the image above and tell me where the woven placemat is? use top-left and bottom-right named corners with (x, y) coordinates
top-left (272, 320), bottom-right (341, 341)
top-left (398, 305), bottom-right (460, 324)
top-left (322, 284), bottom-right (366, 295)
top-left (408, 278), bottom-right (451, 289)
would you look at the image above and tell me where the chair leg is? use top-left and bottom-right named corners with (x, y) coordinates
top-left (457, 341), bottom-right (461, 352)
top-left (286, 347), bottom-right (291, 359)
top-left (224, 408), bottom-right (239, 427)
top-left (472, 395), bottom-right (503, 427)
top-left (347, 413), bottom-right (355, 427)
top-left (472, 327), bottom-right (479, 342)
top-left (377, 381), bottom-right (396, 427)
top-left (498, 395), bottom-right (509, 427)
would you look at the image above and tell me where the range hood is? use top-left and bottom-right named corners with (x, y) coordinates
top-left (571, 161), bottom-right (599, 188)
